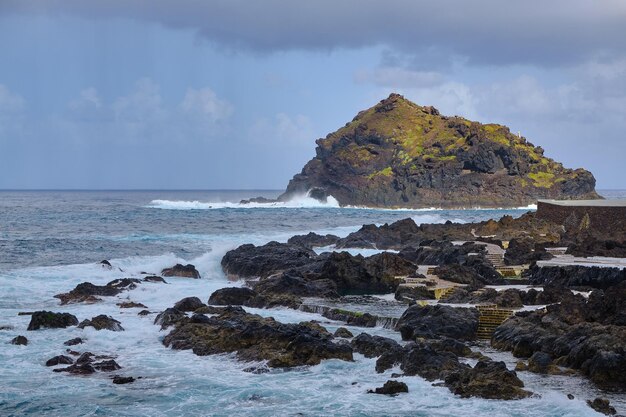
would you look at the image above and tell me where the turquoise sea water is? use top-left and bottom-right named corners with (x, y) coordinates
top-left (0, 190), bottom-right (623, 416)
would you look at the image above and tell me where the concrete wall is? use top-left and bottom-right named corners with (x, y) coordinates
top-left (536, 201), bottom-right (626, 234)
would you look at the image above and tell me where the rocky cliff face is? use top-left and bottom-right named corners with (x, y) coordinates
top-left (279, 94), bottom-right (600, 208)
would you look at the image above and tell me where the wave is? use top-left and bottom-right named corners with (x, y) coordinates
top-left (147, 197), bottom-right (537, 212)
top-left (146, 194), bottom-right (341, 210)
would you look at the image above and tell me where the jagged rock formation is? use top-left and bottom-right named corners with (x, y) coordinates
top-left (280, 94), bottom-right (599, 208)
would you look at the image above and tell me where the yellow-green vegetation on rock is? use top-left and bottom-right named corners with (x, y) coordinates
top-left (528, 171), bottom-right (556, 188)
top-left (280, 93), bottom-right (600, 208)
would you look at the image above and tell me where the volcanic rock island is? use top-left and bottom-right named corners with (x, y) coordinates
top-left (277, 93), bottom-right (600, 208)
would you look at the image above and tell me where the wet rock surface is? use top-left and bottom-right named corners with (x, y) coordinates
top-left (444, 360), bottom-right (532, 400)
top-left (161, 264), bottom-right (201, 279)
top-left (288, 232), bottom-right (340, 249)
top-left (11, 335), bottom-right (28, 345)
top-left (27, 311), bottom-right (79, 330)
top-left (78, 315), bottom-right (124, 331)
top-left (174, 297), bottom-right (206, 312)
top-left (54, 278), bottom-right (145, 305)
top-left (396, 305), bottom-right (479, 341)
top-left (368, 380), bottom-right (408, 395)
top-left (162, 306), bottom-right (353, 368)
top-left (492, 282), bottom-right (626, 390)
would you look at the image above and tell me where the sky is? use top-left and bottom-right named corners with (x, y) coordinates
top-left (0, 1), bottom-right (625, 189)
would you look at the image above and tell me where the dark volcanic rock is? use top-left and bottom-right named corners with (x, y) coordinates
top-left (221, 242), bottom-right (316, 279)
top-left (253, 271), bottom-right (338, 299)
top-left (162, 307), bottom-right (353, 368)
top-left (27, 311), bottom-right (78, 330)
top-left (117, 301), bottom-right (147, 309)
top-left (174, 297), bottom-right (206, 312)
top-left (321, 309), bottom-right (379, 327)
top-left (396, 305), bottom-right (479, 341)
top-left (309, 251), bottom-right (416, 295)
top-left (11, 335), bottom-right (28, 345)
top-left (93, 359), bottom-right (122, 372)
top-left (112, 375), bottom-right (135, 384)
top-left (529, 265), bottom-right (626, 290)
top-left (154, 308), bottom-right (187, 329)
top-left (351, 333), bottom-right (403, 358)
top-left (444, 360), bottom-right (532, 400)
top-left (586, 398), bottom-right (617, 416)
top-left (78, 315), bottom-right (124, 331)
top-left (45, 355), bottom-right (74, 366)
top-left (504, 237), bottom-right (553, 266)
top-left (53, 363), bottom-right (96, 375)
top-left (368, 380), bottom-right (408, 395)
top-left (54, 282), bottom-right (119, 305)
top-left (55, 278), bottom-right (142, 305)
top-left (492, 282), bottom-right (626, 390)
top-left (63, 337), bottom-right (84, 346)
top-left (568, 237), bottom-right (626, 258)
top-left (143, 275), bottom-right (167, 283)
top-left (288, 232), bottom-right (340, 249)
top-left (334, 327), bottom-right (354, 338)
top-left (161, 264), bottom-right (201, 279)
top-left (279, 94), bottom-right (598, 208)
top-left (400, 342), bottom-right (465, 380)
top-left (337, 218), bottom-right (423, 249)
top-left (208, 287), bottom-right (257, 306)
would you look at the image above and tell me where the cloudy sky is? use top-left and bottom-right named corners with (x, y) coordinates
top-left (1, 0), bottom-right (625, 189)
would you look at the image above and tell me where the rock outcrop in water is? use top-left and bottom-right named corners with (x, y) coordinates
top-left (162, 306), bottom-right (353, 367)
top-left (492, 282), bottom-right (626, 390)
top-left (279, 93), bottom-right (599, 208)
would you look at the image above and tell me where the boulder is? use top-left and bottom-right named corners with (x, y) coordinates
top-left (10, 335), bottom-right (28, 345)
top-left (174, 297), bottom-right (206, 312)
top-left (54, 279), bottom-right (142, 305)
top-left (112, 375), bottom-right (135, 384)
top-left (444, 360), bottom-right (532, 400)
top-left (367, 380), bottom-right (408, 395)
top-left (45, 355), bottom-right (74, 366)
top-left (288, 232), bottom-right (340, 249)
top-left (78, 315), bottom-right (124, 331)
top-left (154, 308), bottom-right (187, 330)
top-left (221, 242), bottom-right (316, 279)
top-left (351, 333), bottom-right (403, 358)
top-left (334, 327), bottom-right (354, 338)
top-left (143, 276), bottom-right (168, 283)
top-left (27, 311), bottom-right (78, 331)
top-left (117, 301), bottom-right (147, 309)
top-left (586, 398), bottom-right (617, 416)
top-left (161, 264), bottom-right (201, 279)
top-left (208, 287), bottom-right (257, 306)
top-left (53, 363), bottom-right (96, 375)
top-left (400, 342), bottom-right (465, 380)
top-left (396, 305), bottom-right (479, 341)
top-left (63, 337), bottom-right (84, 346)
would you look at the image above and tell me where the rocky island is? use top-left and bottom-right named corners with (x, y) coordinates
top-left (278, 94), bottom-right (600, 208)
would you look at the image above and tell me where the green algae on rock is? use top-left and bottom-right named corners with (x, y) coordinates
top-left (280, 93), bottom-right (600, 208)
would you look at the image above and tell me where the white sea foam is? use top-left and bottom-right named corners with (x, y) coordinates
top-left (147, 193), bottom-right (341, 210)
top-left (146, 191), bottom-right (537, 212)
top-left (1, 246), bottom-right (622, 416)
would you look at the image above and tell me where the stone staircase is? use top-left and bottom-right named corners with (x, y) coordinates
top-left (434, 286), bottom-right (456, 300)
top-left (485, 252), bottom-right (505, 268)
top-left (476, 304), bottom-right (514, 340)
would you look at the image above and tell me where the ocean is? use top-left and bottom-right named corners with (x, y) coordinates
top-left (1, 190), bottom-right (624, 416)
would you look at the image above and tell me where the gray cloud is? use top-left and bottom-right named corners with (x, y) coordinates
top-left (3, 0), bottom-right (626, 67)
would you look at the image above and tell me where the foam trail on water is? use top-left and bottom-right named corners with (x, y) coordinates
top-left (147, 194), bottom-right (341, 210)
